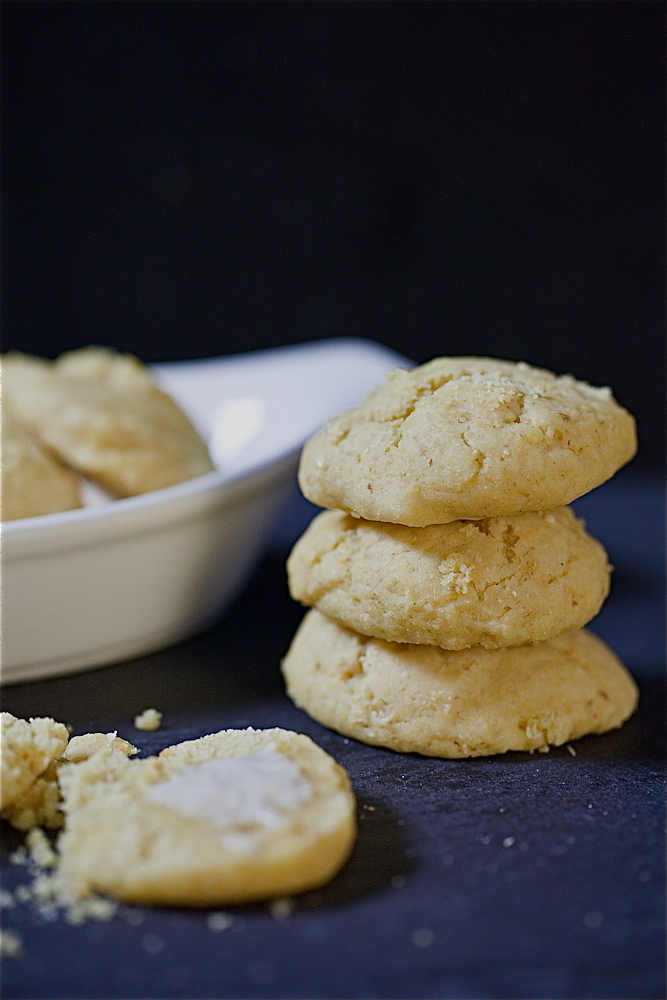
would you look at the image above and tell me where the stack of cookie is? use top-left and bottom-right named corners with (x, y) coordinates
top-left (282, 357), bottom-right (639, 758)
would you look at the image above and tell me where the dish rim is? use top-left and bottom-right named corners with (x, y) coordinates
top-left (2, 447), bottom-right (301, 555)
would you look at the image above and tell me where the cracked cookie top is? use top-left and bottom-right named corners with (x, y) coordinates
top-left (297, 357), bottom-right (637, 525)
top-left (287, 506), bottom-right (611, 649)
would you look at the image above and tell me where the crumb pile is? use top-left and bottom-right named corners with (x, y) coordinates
top-left (283, 355), bottom-right (639, 757)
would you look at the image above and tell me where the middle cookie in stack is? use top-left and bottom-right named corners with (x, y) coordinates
top-left (282, 356), bottom-right (639, 758)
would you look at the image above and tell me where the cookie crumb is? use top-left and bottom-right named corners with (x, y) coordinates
top-left (269, 897), bottom-right (295, 920)
top-left (567, 744), bottom-right (577, 756)
top-left (141, 932), bottom-right (164, 954)
top-left (411, 927), bottom-right (434, 948)
top-left (0, 930), bottom-right (23, 957)
top-left (9, 846), bottom-right (118, 926)
top-left (30, 866), bottom-right (118, 925)
top-left (207, 911), bottom-right (234, 932)
top-left (134, 708), bottom-right (163, 732)
top-left (64, 731), bottom-right (137, 762)
top-left (26, 828), bottom-right (58, 868)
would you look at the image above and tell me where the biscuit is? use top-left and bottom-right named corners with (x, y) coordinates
top-left (1, 713), bottom-right (70, 830)
top-left (287, 507), bottom-right (611, 649)
top-left (2, 347), bottom-right (214, 498)
top-left (55, 727), bottom-right (356, 907)
top-left (282, 610), bottom-right (639, 758)
top-left (1, 410), bottom-right (81, 521)
top-left (298, 357), bottom-right (637, 525)
top-left (0, 715), bottom-right (138, 831)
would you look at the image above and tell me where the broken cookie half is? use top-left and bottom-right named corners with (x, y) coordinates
top-left (1, 716), bottom-right (356, 908)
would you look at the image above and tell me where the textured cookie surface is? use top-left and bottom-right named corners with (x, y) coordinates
top-left (288, 507), bottom-right (610, 649)
top-left (1, 410), bottom-right (81, 521)
top-left (282, 611), bottom-right (638, 758)
top-left (2, 348), bottom-right (214, 498)
top-left (298, 357), bottom-right (637, 525)
top-left (0, 714), bottom-right (138, 831)
top-left (0, 713), bottom-right (70, 829)
top-left (55, 727), bottom-right (356, 907)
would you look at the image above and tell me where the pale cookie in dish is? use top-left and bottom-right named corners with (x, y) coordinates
top-left (55, 727), bottom-right (356, 907)
top-left (298, 357), bottom-right (637, 525)
top-left (287, 507), bottom-right (611, 649)
top-left (1, 410), bottom-right (81, 521)
top-left (1, 713), bottom-right (70, 830)
top-left (2, 347), bottom-right (214, 498)
top-left (282, 610), bottom-right (639, 758)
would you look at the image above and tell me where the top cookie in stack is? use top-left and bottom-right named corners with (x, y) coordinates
top-left (297, 356), bottom-right (636, 526)
top-left (283, 356), bottom-right (638, 758)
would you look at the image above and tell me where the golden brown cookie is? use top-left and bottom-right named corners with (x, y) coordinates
top-left (287, 507), bottom-right (611, 649)
top-left (1, 410), bottom-right (81, 521)
top-left (2, 347), bottom-right (214, 498)
top-left (298, 357), bottom-right (637, 525)
top-left (282, 610), bottom-right (638, 758)
top-left (55, 727), bottom-right (356, 907)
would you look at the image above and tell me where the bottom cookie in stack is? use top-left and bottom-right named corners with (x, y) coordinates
top-left (281, 609), bottom-right (638, 759)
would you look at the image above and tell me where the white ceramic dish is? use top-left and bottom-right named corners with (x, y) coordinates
top-left (1, 338), bottom-right (408, 684)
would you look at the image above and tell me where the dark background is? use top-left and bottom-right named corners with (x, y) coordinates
top-left (2, 0), bottom-right (665, 468)
top-left (1, 7), bottom-right (665, 995)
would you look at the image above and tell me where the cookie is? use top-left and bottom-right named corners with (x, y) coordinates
top-left (55, 727), bottom-right (356, 907)
top-left (2, 347), bottom-right (214, 498)
top-left (287, 507), bottom-right (611, 649)
top-left (1, 713), bottom-right (70, 830)
top-left (1, 410), bottom-right (81, 521)
top-left (282, 610), bottom-right (639, 758)
top-left (298, 357), bottom-right (637, 525)
top-left (0, 714), bottom-right (138, 832)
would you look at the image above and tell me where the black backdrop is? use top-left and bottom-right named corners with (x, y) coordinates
top-left (2, 1), bottom-right (665, 468)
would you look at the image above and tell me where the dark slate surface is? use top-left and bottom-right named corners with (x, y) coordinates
top-left (1, 471), bottom-right (664, 1000)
